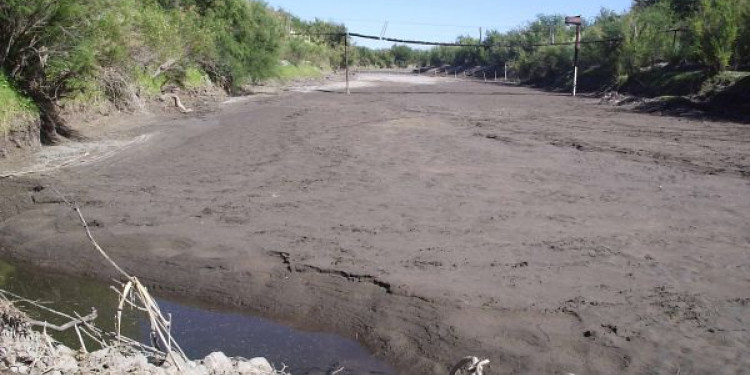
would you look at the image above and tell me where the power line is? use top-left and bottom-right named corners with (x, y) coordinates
top-left (325, 31), bottom-right (625, 48)
top-left (307, 26), bottom-right (685, 49)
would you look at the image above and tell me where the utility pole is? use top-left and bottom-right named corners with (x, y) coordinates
top-left (380, 21), bottom-right (389, 39)
top-left (550, 26), bottom-right (554, 44)
top-left (345, 32), bottom-right (350, 95)
top-left (565, 16), bottom-right (582, 97)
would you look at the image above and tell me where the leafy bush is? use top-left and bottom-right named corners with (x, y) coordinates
top-left (276, 63), bottom-right (323, 81)
top-left (282, 38), bottom-right (333, 69)
top-left (198, 0), bottom-right (281, 90)
top-left (0, 72), bottom-right (38, 134)
top-left (0, 0), bottom-right (288, 142)
top-left (518, 45), bottom-right (574, 86)
top-left (693, 0), bottom-right (741, 72)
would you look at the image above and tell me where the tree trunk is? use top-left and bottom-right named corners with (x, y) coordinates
top-left (30, 93), bottom-right (76, 145)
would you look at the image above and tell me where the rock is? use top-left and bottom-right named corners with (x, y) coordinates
top-left (164, 352), bottom-right (204, 375)
top-left (3, 352), bottom-right (16, 366)
top-left (236, 361), bottom-right (257, 373)
top-left (53, 353), bottom-right (79, 372)
top-left (203, 352), bottom-right (232, 373)
top-left (235, 357), bottom-right (274, 374)
top-left (88, 347), bottom-right (111, 361)
top-left (55, 345), bottom-right (75, 357)
top-left (195, 364), bottom-right (210, 374)
top-left (182, 363), bottom-right (209, 375)
top-left (124, 352), bottom-right (149, 370)
top-left (9, 364), bottom-right (30, 374)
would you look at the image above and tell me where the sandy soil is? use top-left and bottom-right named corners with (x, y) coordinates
top-left (1, 75), bottom-right (749, 375)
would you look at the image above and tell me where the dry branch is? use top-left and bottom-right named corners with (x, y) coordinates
top-left (49, 188), bottom-right (189, 367)
top-left (28, 308), bottom-right (97, 332)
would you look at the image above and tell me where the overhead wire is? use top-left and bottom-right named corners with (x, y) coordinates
top-left (304, 31), bottom-right (624, 48)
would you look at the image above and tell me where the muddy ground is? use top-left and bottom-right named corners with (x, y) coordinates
top-left (1, 74), bottom-right (749, 374)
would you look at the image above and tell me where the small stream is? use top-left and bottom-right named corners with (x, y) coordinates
top-left (0, 259), bottom-right (397, 375)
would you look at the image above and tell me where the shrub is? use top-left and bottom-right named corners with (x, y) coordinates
top-left (0, 71), bottom-right (38, 135)
top-left (693, 0), bottom-right (741, 72)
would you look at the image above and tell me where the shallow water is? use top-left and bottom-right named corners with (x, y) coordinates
top-left (0, 259), bottom-right (397, 375)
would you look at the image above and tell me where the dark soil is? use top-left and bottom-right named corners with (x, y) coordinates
top-left (1, 76), bottom-right (749, 374)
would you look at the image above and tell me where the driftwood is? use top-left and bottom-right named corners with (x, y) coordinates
top-left (449, 356), bottom-right (490, 375)
top-left (170, 94), bottom-right (193, 113)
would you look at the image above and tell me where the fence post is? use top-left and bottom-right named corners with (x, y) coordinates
top-left (565, 16), bottom-right (582, 97)
top-left (573, 24), bottom-right (580, 97)
top-left (345, 32), bottom-right (350, 95)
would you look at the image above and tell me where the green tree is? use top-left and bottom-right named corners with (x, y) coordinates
top-left (693, 0), bottom-right (741, 72)
top-left (390, 45), bottom-right (414, 68)
top-left (198, 0), bottom-right (281, 90)
top-left (736, 1), bottom-right (750, 68)
top-left (0, 0), bottom-right (118, 143)
top-left (619, 2), bottom-right (678, 73)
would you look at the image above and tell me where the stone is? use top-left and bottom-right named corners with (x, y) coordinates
top-left (203, 352), bottom-right (232, 373)
top-left (53, 354), bottom-right (79, 372)
top-left (3, 353), bottom-right (16, 366)
top-left (56, 346), bottom-right (75, 357)
top-left (189, 364), bottom-right (209, 375)
top-left (238, 357), bottom-right (274, 374)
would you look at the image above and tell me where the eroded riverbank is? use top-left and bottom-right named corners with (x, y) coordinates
top-left (0, 258), bottom-right (397, 374)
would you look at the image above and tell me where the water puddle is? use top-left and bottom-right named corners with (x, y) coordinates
top-left (0, 259), bottom-right (397, 375)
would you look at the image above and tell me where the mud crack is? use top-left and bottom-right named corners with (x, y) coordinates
top-left (268, 250), bottom-right (392, 293)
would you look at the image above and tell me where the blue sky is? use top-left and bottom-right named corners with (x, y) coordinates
top-left (265, 0), bottom-right (634, 49)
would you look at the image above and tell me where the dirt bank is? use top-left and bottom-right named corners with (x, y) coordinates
top-left (1, 75), bottom-right (749, 374)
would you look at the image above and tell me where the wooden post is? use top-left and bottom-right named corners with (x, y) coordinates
top-left (573, 24), bottom-right (580, 97)
top-left (566, 16), bottom-right (583, 97)
top-left (494, 70), bottom-right (497, 81)
top-left (504, 62), bottom-right (508, 81)
top-left (345, 32), bottom-right (350, 95)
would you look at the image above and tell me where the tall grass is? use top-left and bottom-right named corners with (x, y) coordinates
top-left (0, 72), bottom-right (38, 135)
top-left (276, 64), bottom-right (324, 81)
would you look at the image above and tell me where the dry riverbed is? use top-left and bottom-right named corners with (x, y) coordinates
top-left (1, 74), bottom-right (749, 374)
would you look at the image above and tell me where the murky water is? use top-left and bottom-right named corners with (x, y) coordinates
top-left (0, 259), bottom-right (397, 375)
